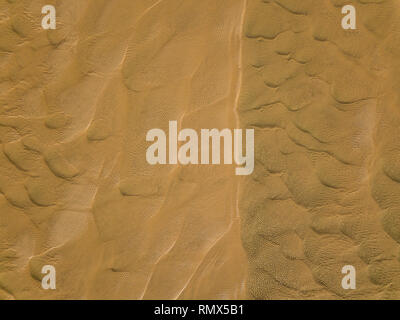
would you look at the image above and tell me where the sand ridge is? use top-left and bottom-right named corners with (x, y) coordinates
top-left (0, 0), bottom-right (247, 299)
top-left (1, 0), bottom-right (400, 300)
top-left (239, 0), bottom-right (400, 299)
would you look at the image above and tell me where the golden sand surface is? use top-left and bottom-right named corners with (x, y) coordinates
top-left (240, 0), bottom-right (400, 299)
top-left (0, 0), bottom-right (400, 300)
top-left (0, 0), bottom-right (248, 300)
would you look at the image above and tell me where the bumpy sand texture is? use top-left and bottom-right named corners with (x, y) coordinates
top-left (240, 0), bottom-right (400, 299)
top-left (0, 0), bottom-right (247, 299)
top-left (1, 0), bottom-right (400, 300)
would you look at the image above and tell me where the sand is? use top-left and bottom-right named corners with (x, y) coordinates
top-left (0, 0), bottom-right (399, 300)
top-left (240, 0), bottom-right (400, 299)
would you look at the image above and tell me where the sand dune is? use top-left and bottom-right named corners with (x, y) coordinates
top-left (240, 0), bottom-right (400, 299)
top-left (0, 0), bottom-right (399, 300)
top-left (0, 0), bottom-right (247, 300)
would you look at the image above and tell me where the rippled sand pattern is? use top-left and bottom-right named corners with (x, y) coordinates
top-left (1, 0), bottom-right (400, 300)
top-left (240, 0), bottom-right (400, 299)
top-left (0, 0), bottom-right (247, 299)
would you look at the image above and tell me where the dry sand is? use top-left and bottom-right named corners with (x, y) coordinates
top-left (240, 0), bottom-right (400, 299)
top-left (0, 0), bottom-right (399, 299)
